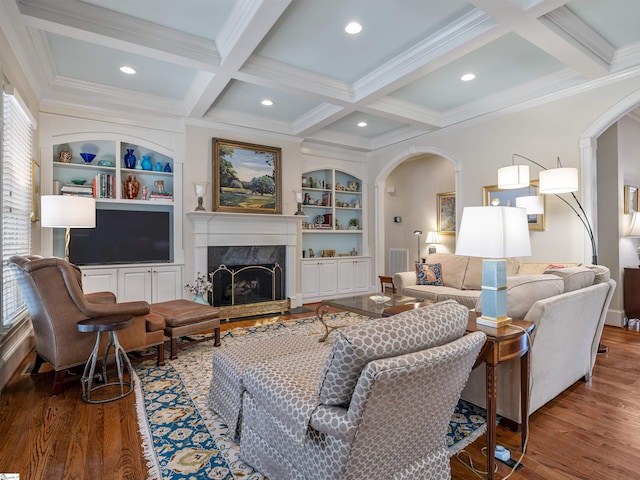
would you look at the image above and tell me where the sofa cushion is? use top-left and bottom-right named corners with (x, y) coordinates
top-left (415, 262), bottom-right (443, 286)
top-left (476, 274), bottom-right (564, 319)
top-left (544, 266), bottom-right (595, 292)
top-left (317, 300), bottom-right (469, 406)
top-left (583, 264), bottom-right (611, 284)
top-left (423, 253), bottom-right (469, 289)
top-left (517, 262), bottom-right (580, 275)
top-left (463, 257), bottom-right (521, 290)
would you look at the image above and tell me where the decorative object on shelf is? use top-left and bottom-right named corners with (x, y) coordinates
top-left (155, 161), bottom-right (163, 171)
top-left (302, 176), bottom-right (308, 187)
top-left (97, 160), bottom-right (114, 167)
top-left (141, 155), bottom-right (152, 171)
top-left (142, 185), bottom-right (148, 200)
top-left (349, 218), bottom-right (359, 229)
top-left (213, 138), bottom-right (282, 214)
top-left (124, 175), bottom-right (140, 199)
top-left (80, 153), bottom-right (95, 163)
top-left (425, 231), bottom-right (440, 254)
top-left (321, 249), bottom-right (336, 257)
top-left (164, 162), bottom-right (172, 172)
top-left (124, 149), bottom-right (136, 169)
top-left (41, 195), bottom-right (96, 262)
top-left (483, 181), bottom-right (544, 231)
top-left (294, 191), bottom-right (304, 215)
top-left (194, 182), bottom-right (208, 211)
top-left (58, 150), bottom-right (72, 163)
top-left (496, 154), bottom-right (596, 264)
top-left (154, 179), bottom-right (165, 193)
top-left (456, 206), bottom-right (531, 328)
top-left (437, 191), bottom-right (456, 235)
top-left (348, 181), bottom-right (359, 191)
top-left (413, 230), bottom-right (422, 262)
top-left (183, 273), bottom-right (212, 305)
top-left (70, 179), bottom-right (87, 185)
top-left (351, 247), bottom-right (358, 256)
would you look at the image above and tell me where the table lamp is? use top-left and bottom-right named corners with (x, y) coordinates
top-left (456, 206), bottom-right (531, 327)
top-left (425, 231), bottom-right (440, 254)
top-left (194, 182), bottom-right (208, 211)
top-left (41, 195), bottom-right (96, 262)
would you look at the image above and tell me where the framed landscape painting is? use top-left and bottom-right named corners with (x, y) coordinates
top-left (437, 191), bottom-right (456, 235)
top-left (483, 181), bottom-right (545, 231)
top-left (213, 138), bottom-right (282, 214)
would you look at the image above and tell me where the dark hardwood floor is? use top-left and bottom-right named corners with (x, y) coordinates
top-left (1, 306), bottom-right (639, 480)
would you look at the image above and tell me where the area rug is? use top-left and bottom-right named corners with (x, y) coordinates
top-left (133, 312), bottom-right (489, 480)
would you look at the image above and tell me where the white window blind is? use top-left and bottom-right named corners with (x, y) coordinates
top-left (2, 90), bottom-right (34, 332)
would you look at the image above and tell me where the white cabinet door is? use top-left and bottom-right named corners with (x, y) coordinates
top-left (337, 258), bottom-right (370, 294)
top-left (152, 266), bottom-right (183, 302)
top-left (81, 268), bottom-right (118, 295)
top-left (118, 267), bottom-right (153, 302)
top-left (301, 260), bottom-right (337, 298)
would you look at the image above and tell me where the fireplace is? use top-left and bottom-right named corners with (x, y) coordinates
top-left (187, 212), bottom-right (303, 315)
top-left (208, 245), bottom-right (285, 308)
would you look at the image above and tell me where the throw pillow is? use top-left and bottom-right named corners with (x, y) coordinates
top-left (415, 262), bottom-right (443, 286)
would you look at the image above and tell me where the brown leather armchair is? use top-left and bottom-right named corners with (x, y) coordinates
top-left (8, 255), bottom-right (167, 394)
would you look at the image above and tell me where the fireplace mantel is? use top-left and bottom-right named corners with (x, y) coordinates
top-left (187, 211), bottom-right (305, 308)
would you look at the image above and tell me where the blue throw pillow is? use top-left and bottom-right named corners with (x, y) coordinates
top-left (415, 262), bottom-right (443, 286)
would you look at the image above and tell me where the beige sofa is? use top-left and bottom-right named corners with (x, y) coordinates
top-left (393, 252), bottom-right (616, 426)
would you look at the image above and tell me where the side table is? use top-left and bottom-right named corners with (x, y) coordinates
top-left (77, 314), bottom-right (136, 404)
top-left (467, 313), bottom-right (535, 480)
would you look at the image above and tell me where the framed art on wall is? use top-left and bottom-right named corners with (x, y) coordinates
top-left (483, 181), bottom-right (545, 231)
top-left (212, 138), bottom-right (282, 214)
top-left (624, 185), bottom-right (638, 214)
top-left (437, 191), bottom-right (456, 235)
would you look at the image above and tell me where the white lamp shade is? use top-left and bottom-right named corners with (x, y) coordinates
top-left (425, 231), bottom-right (440, 244)
top-left (41, 195), bottom-right (96, 228)
top-left (626, 212), bottom-right (640, 237)
top-left (515, 195), bottom-right (544, 215)
top-left (456, 206), bottom-right (531, 258)
top-left (539, 167), bottom-right (578, 193)
top-left (497, 165), bottom-right (530, 189)
top-left (194, 182), bottom-right (208, 197)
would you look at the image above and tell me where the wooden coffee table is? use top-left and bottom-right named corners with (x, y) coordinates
top-left (315, 293), bottom-right (428, 341)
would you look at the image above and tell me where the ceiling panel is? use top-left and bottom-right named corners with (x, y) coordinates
top-left (322, 112), bottom-right (410, 139)
top-left (566, 0), bottom-right (640, 48)
top-left (254, 0), bottom-right (474, 83)
top-left (389, 33), bottom-right (567, 111)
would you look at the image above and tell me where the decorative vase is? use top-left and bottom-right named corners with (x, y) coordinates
top-left (124, 149), bottom-right (136, 169)
top-left (141, 155), bottom-right (152, 170)
top-left (155, 161), bottom-right (163, 172)
top-left (58, 150), bottom-right (72, 163)
top-left (164, 162), bottom-right (172, 173)
top-left (124, 175), bottom-right (140, 199)
top-left (193, 293), bottom-right (209, 305)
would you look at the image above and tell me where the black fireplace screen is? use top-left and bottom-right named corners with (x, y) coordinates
top-left (210, 264), bottom-right (284, 307)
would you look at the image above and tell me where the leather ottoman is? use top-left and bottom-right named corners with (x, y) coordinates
top-left (150, 299), bottom-right (221, 360)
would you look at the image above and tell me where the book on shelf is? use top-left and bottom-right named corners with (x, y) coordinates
top-left (61, 184), bottom-right (93, 194)
top-left (92, 173), bottom-right (116, 199)
top-left (149, 191), bottom-right (173, 200)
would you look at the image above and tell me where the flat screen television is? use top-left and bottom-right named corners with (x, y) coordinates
top-left (69, 209), bottom-right (171, 265)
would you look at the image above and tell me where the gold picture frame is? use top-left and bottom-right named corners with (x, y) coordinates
top-left (437, 191), bottom-right (456, 235)
top-left (624, 185), bottom-right (638, 214)
top-left (212, 138), bottom-right (282, 214)
top-left (483, 181), bottom-right (545, 231)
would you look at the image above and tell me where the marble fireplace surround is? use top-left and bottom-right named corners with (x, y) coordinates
top-left (187, 212), bottom-right (303, 308)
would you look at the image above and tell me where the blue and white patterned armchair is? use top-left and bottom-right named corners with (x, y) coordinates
top-left (237, 300), bottom-right (485, 480)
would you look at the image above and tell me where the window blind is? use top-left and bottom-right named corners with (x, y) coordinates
top-left (2, 91), bottom-right (34, 332)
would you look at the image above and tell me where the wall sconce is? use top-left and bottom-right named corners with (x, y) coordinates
top-left (194, 182), bottom-right (208, 211)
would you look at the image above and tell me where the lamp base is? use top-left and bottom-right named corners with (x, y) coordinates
top-left (294, 202), bottom-right (305, 215)
top-left (477, 315), bottom-right (512, 328)
top-left (195, 197), bottom-right (205, 211)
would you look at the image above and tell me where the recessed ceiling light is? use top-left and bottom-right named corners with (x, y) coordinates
top-left (357, 121), bottom-right (367, 127)
top-left (120, 66), bottom-right (136, 75)
top-left (345, 22), bottom-right (362, 34)
top-left (461, 73), bottom-right (475, 81)
top-left (261, 99), bottom-right (274, 106)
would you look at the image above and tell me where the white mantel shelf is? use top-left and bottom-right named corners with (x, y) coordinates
top-left (186, 211), bottom-right (304, 308)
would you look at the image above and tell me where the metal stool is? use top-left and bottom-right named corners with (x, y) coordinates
top-left (77, 315), bottom-right (135, 403)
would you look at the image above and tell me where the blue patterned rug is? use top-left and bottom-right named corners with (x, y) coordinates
top-left (133, 313), bottom-right (489, 479)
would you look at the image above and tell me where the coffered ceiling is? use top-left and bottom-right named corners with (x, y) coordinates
top-left (1, 0), bottom-right (639, 151)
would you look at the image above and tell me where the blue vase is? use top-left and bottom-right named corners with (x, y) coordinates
top-left (141, 155), bottom-right (152, 170)
top-left (155, 161), bottom-right (163, 172)
top-left (164, 162), bottom-right (172, 173)
top-left (193, 293), bottom-right (209, 305)
top-left (124, 149), bottom-right (136, 169)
